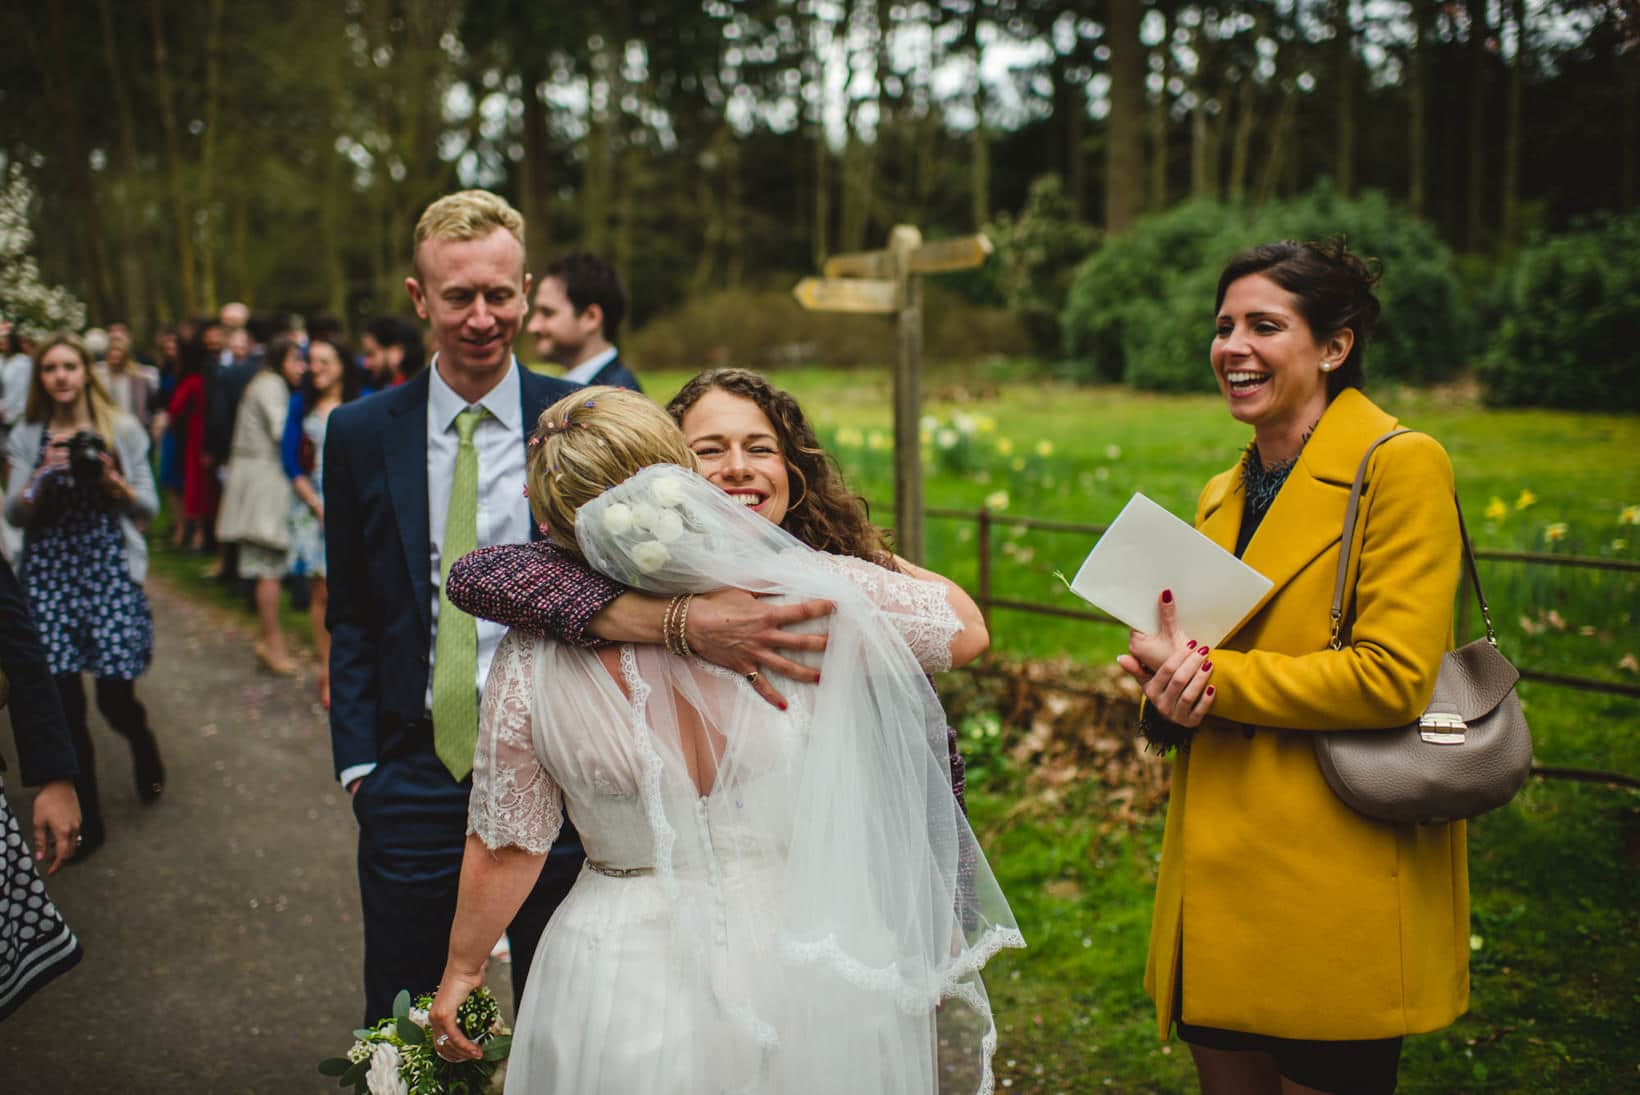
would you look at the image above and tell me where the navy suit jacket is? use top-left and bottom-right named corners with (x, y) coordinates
top-left (323, 364), bottom-right (579, 778)
top-left (584, 352), bottom-right (641, 393)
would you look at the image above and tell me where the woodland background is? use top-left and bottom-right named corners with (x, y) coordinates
top-left (0, 1), bottom-right (1635, 410)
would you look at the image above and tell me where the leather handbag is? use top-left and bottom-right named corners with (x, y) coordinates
top-left (1312, 429), bottom-right (1534, 825)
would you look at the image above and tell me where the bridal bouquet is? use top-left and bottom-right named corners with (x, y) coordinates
top-left (319, 988), bottom-right (511, 1095)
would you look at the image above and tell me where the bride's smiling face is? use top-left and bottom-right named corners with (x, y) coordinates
top-left (680, 389), bottom-right (791, 527)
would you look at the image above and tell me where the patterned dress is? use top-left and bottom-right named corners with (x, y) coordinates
top-left (19, 434), bottom-right (154, 680)
top-left (285, 408), bottom-right (330, 578)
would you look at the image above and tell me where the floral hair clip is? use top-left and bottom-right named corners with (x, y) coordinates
top-left (527, 435), bottom-right (543, 448)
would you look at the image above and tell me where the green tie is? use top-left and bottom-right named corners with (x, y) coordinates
top-left (432, 406), bottom-right (486, 781)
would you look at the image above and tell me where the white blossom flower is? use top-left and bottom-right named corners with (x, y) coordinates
top-left (365, 1043), bottom-right (407, 1095)
top-left (650, 474), bottom-right (686, 507)
top-left (984, 491), bottom-right (1010, 511)
top-left (631, 540), bottom-right (671, 574)
top-left (629, 501), bottom-right (661, 532)
top-left (936, 429), bottom-right (959, 450)
top-left (346, 1040), bottom-right (372, 1064)
top-left (649, 509), bottom-right (685, 543)
top-left (600, 502), bottom-right (634, 536)
top-left (408, 1007), bottom-right (430, 1029)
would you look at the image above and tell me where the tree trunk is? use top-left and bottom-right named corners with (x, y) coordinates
top-left (197, 0), bottom-right (225, 314)
top-left (1466, 0), bottom-right (1488, 251)
top-left (42, 0), bottom-right (115, 320)
top-left (1104, 0), bottom-right (1145, 234)
top-left (805, 10), bottom-right (831, 266)
top-left (147, 0), bottom-right (196, 318)
top-left (1334, 0), bottom-right (1355, 196)
top-left (518, 64), bottom-right (552, 275)
top-left (1149, 14), bottom-right (1171, 213)
top-left (1408, 0), bottom-right (1431, 214)
top-left (98, 0), bottom-right (148, 327)
top-left (1226, 78), bottom-right (1256, 202)
top-left (1502, 0), bottom-right (1526, 249)
top-left (1253, 82), bottom-right (1299, 206)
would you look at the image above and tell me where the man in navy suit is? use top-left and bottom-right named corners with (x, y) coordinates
top-left (323, 190), bottom-right (584, 1022)
top-left (525, 251), bottom-right (642, 392)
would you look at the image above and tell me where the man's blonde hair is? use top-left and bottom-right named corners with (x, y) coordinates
top-left (528, 387), bottom-right (699, 555)
top-left (411, 190), bottom-right (526, 278)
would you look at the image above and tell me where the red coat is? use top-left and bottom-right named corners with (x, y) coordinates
top-left (167, 374), bottom-right (217, 520)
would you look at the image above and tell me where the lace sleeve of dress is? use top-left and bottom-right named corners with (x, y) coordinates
top-left (448, 541), bottom-right (626, 649)
top-left (812, 554), bottom-right (963, 672)
top-left (469, 630), bottom-right (563, 855)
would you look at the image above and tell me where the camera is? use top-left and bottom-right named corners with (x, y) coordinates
top-left (65, 429), bottom-right (109, 487)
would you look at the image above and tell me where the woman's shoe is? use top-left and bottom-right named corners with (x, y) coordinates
top-left (254, 642), bottom-right (300, 677)
top-left (131, 731), bottom-right (166, 805)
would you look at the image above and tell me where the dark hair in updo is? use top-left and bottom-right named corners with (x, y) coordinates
top-left (1214, 238), bottom-right (1382, 399)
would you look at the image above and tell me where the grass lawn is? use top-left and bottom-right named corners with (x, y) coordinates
top-left (159, 364), bottom-right (1637, 1092)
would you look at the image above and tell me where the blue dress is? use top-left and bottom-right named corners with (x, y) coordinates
top-left (19, 434), bottom-right (154, 680)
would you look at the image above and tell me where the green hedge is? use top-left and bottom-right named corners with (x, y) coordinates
top-left (1061, 186), bottom-right (1468, 391)
top-left (1479, 213), bottom-right (1640, 411)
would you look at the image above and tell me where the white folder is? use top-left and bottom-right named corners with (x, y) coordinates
top-left (1067, 492), bottom-right (1272, 648)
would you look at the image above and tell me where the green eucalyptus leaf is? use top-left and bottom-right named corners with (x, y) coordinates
top-left (397, 1016), bottom-right (426, 1045)
top-left (353, 1028), bottom-right (374, 1041)
top-left (340, 1058), bottom-right (369, 1086)
top-left (318, 1057), bottom-right (351, 1076)
top-left (481, 1034), bottom-right (512, 1061)
top-left (393, 989), bottom-right (412, 1021)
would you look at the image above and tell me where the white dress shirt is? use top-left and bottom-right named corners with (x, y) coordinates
top-left (561, 346), bottom-right (618, 385)
top-left (338, 357), bottom-right (532, 791)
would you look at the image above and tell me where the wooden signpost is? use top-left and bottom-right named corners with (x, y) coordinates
top-left (792, 225), bottom-right (992, 563)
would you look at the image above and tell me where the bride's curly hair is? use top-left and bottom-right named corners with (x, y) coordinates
top-left (666, 369), bottom-right (894, 568)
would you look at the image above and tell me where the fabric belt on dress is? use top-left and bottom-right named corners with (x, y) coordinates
top-left (586, 861), bottom-right (653, 878)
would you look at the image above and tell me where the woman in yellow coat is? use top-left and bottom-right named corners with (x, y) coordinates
top-left (1119, 240), bottom-right (1467, 1095)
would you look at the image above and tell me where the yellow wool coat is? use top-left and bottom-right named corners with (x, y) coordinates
top-left (1144, 389), bottom-right (1470, 1041)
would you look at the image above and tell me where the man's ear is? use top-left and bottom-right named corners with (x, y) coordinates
top-left (405, 276), bottom-right (429, 320)
top-left (581, 301), bottom-right (604, 337)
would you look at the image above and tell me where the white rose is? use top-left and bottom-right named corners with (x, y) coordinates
top-left (600, 502), bottom-right (634, 536)
top-left (365, 1044), bottom-right (407, 1095)
top-left (649, 509), bottom-right (685, 543)
top-left (650, 474), bottom-right (686, 507)
top-left (630, 540), bottom-right (671, 574)
top-left (629, 501), bottom-right (661, 532)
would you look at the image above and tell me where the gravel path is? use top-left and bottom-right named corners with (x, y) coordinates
top-left (1, 575), bottom-right (514, 1093)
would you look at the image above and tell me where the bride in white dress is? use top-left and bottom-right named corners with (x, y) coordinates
top-left (429, 390), bottom-right (1023, 1093)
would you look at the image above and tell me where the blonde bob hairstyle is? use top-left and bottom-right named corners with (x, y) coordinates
top-left (26, 332), bottom-right (123, 449)
top-left (528, 386), bottom-right (699, 556)
top-left (411, 189), bottom-right (526, 279)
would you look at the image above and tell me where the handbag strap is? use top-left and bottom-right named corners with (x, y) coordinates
top-left (1329, 429), bottom-right (1496, 651)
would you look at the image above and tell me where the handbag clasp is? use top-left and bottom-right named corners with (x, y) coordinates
top-left (1418, 711), bottom-right (1468, 744)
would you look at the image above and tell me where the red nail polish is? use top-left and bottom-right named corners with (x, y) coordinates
top-left (1198, 646), bottom-right (1209, 657)
top-left (1161, 589), bottom-right (1173, 604)
top-left (815, 673), bottom-right (822, 685)
top-left (1201, 660), bottom-right (1213, 672)
top-left (779, 701), bottom-right (788, 711)
top-left (1186, 640), bottom-right (1197, 650)
top-left (1206, 685), bottom-right (1215, 696)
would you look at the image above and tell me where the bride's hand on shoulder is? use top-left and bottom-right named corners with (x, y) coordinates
top-left (686, 587), bottom-right (832, 708)
top-left (1116, 589), bottom-right (1216, 727)
top-left (428, 961), bottom-right (487, 1063)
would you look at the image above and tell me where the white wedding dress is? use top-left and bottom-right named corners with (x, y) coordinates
top-left (469, 467), bottom-right (1023, 1094)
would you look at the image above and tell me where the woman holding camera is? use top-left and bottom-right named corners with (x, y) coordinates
top-left (4, 333), bottom-right (164, 859)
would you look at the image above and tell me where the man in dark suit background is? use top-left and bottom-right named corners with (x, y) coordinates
top-left (323, 190), bottom-right (586, 1022)
top-left (526, 251), bottom-right (642, 391)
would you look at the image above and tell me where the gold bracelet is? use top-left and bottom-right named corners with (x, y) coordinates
top-left (663, 593), bottom-right (688, 657)
top-left (676, 594), bottom-right (695, 658)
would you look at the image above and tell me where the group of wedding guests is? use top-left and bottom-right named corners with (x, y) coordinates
top-left (0, 185), bottom-right (1472, 1095)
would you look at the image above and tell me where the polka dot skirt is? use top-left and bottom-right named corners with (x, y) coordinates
top-left (0, 778), bottom-right (83, 1020)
